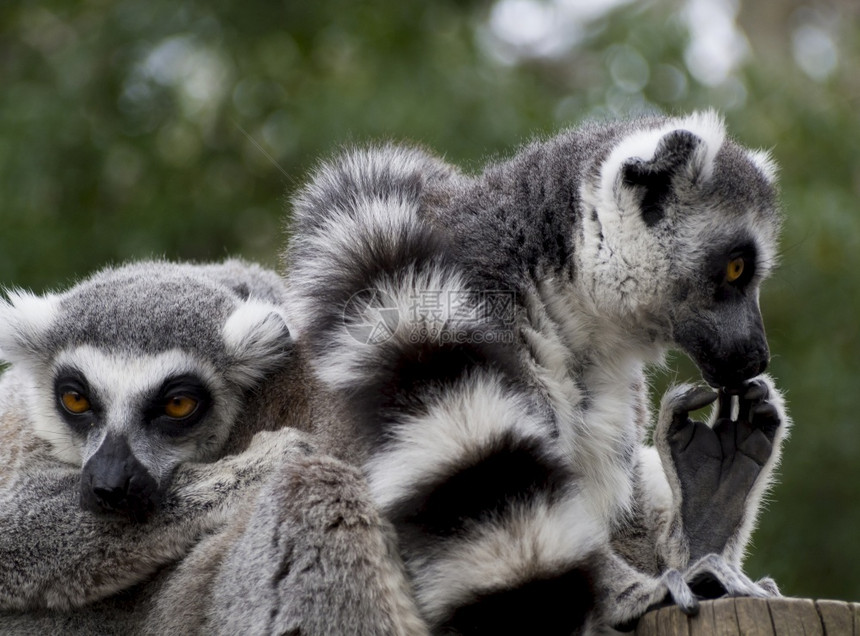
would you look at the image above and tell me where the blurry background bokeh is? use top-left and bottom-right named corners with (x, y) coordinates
top-left (1, 0), bottom-right (858, 601)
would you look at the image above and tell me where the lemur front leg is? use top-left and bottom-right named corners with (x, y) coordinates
top-left (0, 426), bottom-right (313, 611)
top-left (654, 374), bottom-right (788, 597)
top-left (198, 454), bottom-right (428, 636)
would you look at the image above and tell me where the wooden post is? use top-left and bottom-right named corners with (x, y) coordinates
top-left (635, 598), bottom-right (860, 635)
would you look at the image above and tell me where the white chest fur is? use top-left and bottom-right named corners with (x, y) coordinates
top-left (521, 279), bottom-right (654, 525)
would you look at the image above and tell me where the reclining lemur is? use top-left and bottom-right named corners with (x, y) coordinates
top-left (0, 259), bottom-right (425, 635)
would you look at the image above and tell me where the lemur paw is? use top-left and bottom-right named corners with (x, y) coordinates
top-left (169, 428), bottom-right (317, 509)
top-left (663, 569), bottom-right (700, 615)
top-left (608, 568), bottom-right (699, 632)
top-left (754, 576), bottom-right (781, 596)
top-left (657, 378), bottom-right (784, 559)
top-left (663, 378), bottom-right (779, 474)
top-left (684, 554), bottom-right (780, 600)
top-left (613, 557), bottom-right (779, 631)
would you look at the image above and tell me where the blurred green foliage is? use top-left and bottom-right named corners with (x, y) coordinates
top-left (2, 0), bottom-right (859, 601)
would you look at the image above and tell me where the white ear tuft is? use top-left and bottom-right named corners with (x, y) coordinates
top-left (674, 109), bottom-right (726, 182)
top-left (601, 110), bottom-right (727, 200)
top-left (597, 110), bottom-right (727, 227)
top-left (222, 300), bottom-right (292, 387)
top-left (0, 290), bottom-right (59, 364)
top-left (748, 148), bottom-right (779, 183)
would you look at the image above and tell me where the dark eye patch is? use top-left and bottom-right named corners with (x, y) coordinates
top-left (145, 374), bottom-right (213, 436)
top-left (704, 238), bottom-right (758, 299)
top-left (53, 367), bottom-right (98, 433)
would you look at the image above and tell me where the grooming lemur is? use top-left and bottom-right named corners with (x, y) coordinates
top-left (0, 259), bottom-right (425, 635)
top-left (285, 111), bottom-right (789, 632)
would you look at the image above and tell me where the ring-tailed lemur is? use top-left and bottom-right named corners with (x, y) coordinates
top-left (0, 258), bottom-right (293, 520)
top-left (0, 259), bottom-right (425, 635)
top-left (285, 111), bottom-right (789, 632)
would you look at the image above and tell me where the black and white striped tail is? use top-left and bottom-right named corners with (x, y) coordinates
top-left (286, 145), bottom-right (599, 633)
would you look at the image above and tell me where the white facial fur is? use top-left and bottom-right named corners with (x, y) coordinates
top-left (28, 346), bottom-right (239, 478)
top-left (577, 110), bottom-right (779, 343)
top-left (0, 261), bottom-right (294, 477)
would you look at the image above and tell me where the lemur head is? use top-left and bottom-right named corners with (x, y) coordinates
top-left (584, 111), bottom-right (781, 388)
top-left (0, 259), bottom-right (291, 520)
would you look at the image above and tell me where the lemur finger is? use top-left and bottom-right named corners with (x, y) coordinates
top-left (715, 414), bottom-right (739, 457)
top-left (741, 378), bottom-right (768, 408)
top-left (750, 402), bottom-right (780, 440)
top-left (755, 577), bottom-right (781, 597)
top-left (663, 569), bottom-right (699, 616)
top-left (674, 387), bottom-right (718, 419)
top-left (743, 378), bottom-right (769, 402)
top-left (716, 389), bottom-right (733, 421)
top-left (737, 429), bottom-right (772, 467)
top-left (737, 379), bottom-right (767, 423)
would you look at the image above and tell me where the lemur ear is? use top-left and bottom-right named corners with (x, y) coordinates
top-left (222, 300), bottom-right (293, 387)
top-left (747, 148), bottom-right (779, 183)
top-left (601, 110), bottom-right (726, 227)
top-left (0, 290), bottom-right (59, 364)
top-left (621, 130), bottom-right (703, 227)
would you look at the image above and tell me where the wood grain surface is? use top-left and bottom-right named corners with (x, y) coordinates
top-left (635, 598), bottom-right (860, 635)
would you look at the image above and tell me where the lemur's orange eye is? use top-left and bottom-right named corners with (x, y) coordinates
top-left (61, 391), bottom-right (91, 415)
top-left (164, 396), bottom-right (198, 419)
top-left (726, 257), bottom-right (745, 283)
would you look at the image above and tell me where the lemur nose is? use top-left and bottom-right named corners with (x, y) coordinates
top-left (80, 433), bottom-right (160, 518)
top-left (92, 484), bottom-right (129, 511)
top-left (752, 350), bottom-right (769, 376)
top-left (720, 345), bottom-right (769, 388)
